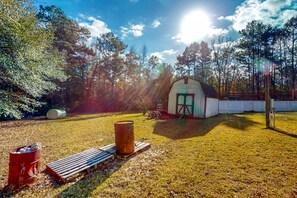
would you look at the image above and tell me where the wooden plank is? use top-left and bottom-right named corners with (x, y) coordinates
top-left (60, 154), bottom-right (114, 179)
top-left (48, 152), bottom-right (101, 171)
top-left (56, 152), bottom-right (111, 174)
top-left (98, 141), bottom-right (150, 155)
top-left (46, 141), bottom-right (151, 182)
top-left (46, 151), bottom-right (111, 173)
top-left (48, 148), bottom-right (98, 168)
top-left (115, 142), bottom-right (151, 160)
top-left (48, 150), bottom-right (105, 172)
top-left (98, 144), bottom-right (116, 154)
top-left (46, 149), bottom-right (113, 181)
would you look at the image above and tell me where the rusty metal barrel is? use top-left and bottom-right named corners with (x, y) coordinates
top-left (114, 120), bottom-right (135, 155)
top-left (8, 145), bottom-right (41, 189)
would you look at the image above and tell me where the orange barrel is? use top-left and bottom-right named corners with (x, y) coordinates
top-left (8, 146), bottom-right (41, 189)
top-left (114, 120), bottom-right (135, 155)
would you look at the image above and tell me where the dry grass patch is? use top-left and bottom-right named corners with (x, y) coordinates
top-left (0, 112), bottom-right (297, 197)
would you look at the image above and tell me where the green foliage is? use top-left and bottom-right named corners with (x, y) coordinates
top-left (176, 41), bottom-right (211, 82)
top-left (0, 0), bottom-right (66, 118)
top-left (211, 36), bottom-right (238, 97)
top-left (37, 5), bottom-right (94, 109)
top-left (237, 21), bottom-right (281, 96)
top-left (2, 3), bottom-right (296, 116)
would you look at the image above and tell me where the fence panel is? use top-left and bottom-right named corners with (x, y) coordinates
top-left (219, 100), bottom-right (297, 113)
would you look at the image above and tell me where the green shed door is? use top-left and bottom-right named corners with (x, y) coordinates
top-left (176, 94), bottom-right (194, 116)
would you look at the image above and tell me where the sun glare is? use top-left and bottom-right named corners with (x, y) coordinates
top-left (181, 10), bottom-right (211, 43)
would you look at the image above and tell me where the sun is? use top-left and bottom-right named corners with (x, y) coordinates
top-left (181, 10), bottom-right (211, 43)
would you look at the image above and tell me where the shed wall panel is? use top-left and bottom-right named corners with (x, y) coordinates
top-left (205, 98), bottom-right (219, 118)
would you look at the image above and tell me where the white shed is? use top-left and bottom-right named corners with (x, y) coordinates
top-left (167, 77), bottom-right (219, 118)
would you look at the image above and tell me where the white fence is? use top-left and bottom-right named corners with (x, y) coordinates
top-left (219, 100), bottom-right (297, 114)
top-left (206, 98), bottom-right (219, 118)
top-left (274, 101), bottom-right (297, 112)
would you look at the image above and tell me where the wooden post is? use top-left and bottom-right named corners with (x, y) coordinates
top-left (265, 74), bottom-right (270, 128)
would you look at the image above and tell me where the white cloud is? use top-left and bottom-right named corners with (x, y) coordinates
top-left (78, 13), bottom-right (86, 19)
top-left (130, 24), bottom-right (145, 37)
top-left (150, 49), bottom-right (178, 63)
top-left (162, 49), bottom-right (177, 55)
top-left (208, 28), bottom-right (229, 36)
top-left (120, 26), bottom-right (130, 38)
top-left (120, 23), bottom-right (145, 38)
top-left (217, 16), bottom-right (225, 20)
top-left (172, 27), bottom-right (229, 44)
top-left (152, 19), bottom-right (161, 28)
top-left (150, 52), bottom-right (165, 62)
top-left (222, 0), bottom-right (297, 31)
top-left (79, 16), bottom-right (111, 39)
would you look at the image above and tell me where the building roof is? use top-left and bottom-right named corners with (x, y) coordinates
top-left (169, 77), bottom-right (217, 98)
top-left (199, 81), bottom-right (217, 98)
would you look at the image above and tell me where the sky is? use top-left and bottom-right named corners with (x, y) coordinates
top-left (35, 0), bottom-right (297, 65)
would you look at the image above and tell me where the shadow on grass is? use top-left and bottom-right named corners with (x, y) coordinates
top-left (269, 128), bottom-right (297, 139)
top-left (221, 113), bottom-right (260, 130)
top-left (153, 114), bottom-right (259, 139)
top-left (58, 158), bottom-right (126, 197)
top-left (0, 159), bottom-right (126, 197)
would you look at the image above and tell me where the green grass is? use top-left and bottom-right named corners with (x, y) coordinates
top-left (1, 112), bottom-right (297, 197)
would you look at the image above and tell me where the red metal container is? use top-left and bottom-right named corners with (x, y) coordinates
top-left (114, 120), bottom-right (135, 155)
top-left (8, 146), bottom-right (41, 189)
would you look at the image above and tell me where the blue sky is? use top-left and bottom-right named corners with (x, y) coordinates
top-left (36, 0), bottom-right (297, 64)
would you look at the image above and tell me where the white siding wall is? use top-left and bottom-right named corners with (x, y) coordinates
top-left (205, 98), bottom-right (219, 118)
top-left (219, 100), bottom-right (297, 113)
top-left (168, 79), bottom-right (205, 118)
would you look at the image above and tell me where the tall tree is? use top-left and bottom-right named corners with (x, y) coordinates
top-left (176, 41), bottom-right (211, 82)
top-left (37, 5), bottom-right (93, 109)
top-left (94, 32), bottom-right (126, 95)
top-left (211, 37), bottom-right (238, 98)
top-left (284, 16), bottom-right (297, 98)
top-left (0, 0), bottom-right (66, 118)
top-left (237, 20), bottom-right (276, 97)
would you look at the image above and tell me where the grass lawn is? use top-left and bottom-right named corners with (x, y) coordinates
top-left (0, 112), bottom-right (297, 197)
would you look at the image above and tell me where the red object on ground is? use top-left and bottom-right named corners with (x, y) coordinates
top-left (114, 120), bottom-right (135, 155)
top-left (8, 146), bottom-right (41, 189)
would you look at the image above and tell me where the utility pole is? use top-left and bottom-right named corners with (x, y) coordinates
top-left (265, 74), bottom-right (271, 128)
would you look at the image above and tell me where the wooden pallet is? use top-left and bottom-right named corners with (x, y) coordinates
top-left (46, 148), bottom-right (114, 182)
top-left (46, 142), bottom-right (150, 181)
top-left (99, 141), bottom-right (151, 160)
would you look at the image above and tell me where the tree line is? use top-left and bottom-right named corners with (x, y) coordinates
top-left (1, 0), bottom-right (297, 119)
top-left (0, 0), bottom-right (173, 118)
top-left (176, 18), bottom-right (297, 100)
